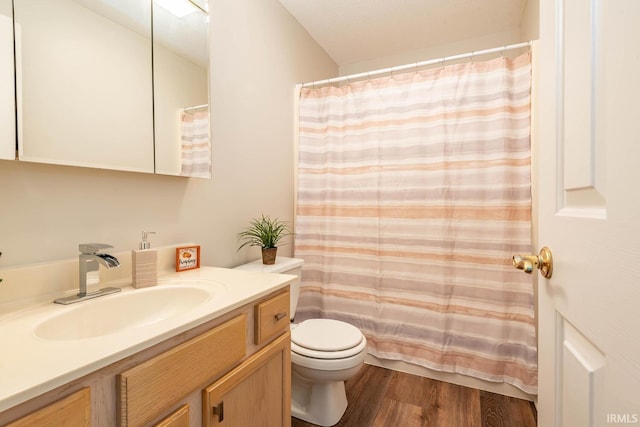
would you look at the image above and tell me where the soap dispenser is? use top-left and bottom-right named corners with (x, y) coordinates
top-left (132, 231), bottom-right (157, 289)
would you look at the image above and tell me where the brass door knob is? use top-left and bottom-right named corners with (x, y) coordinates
top-left (512, 247), bottom-right (553, 278)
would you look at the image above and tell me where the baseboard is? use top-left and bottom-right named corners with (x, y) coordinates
top-left (364, 354), bottom-right (537, 402)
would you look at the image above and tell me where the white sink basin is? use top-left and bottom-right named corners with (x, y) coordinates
top-left (34, 283), bottom-right (222, 341)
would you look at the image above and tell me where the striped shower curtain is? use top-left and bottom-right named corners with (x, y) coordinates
top-left (180, 107), bottom-right (211, 178)
top-left (294, 53), bottom-right (536, 394)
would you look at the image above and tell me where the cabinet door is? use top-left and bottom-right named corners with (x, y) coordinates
top-left (15, 0), bottom-right (154, 173)
top-left (6, 388), bottom-right (90, 427)
top-left (154, 404), bottom-right (189, 427)
top-left (0, 0), bottom-right (15, 160)
top-left (203, 332), bottom-right (291, 427)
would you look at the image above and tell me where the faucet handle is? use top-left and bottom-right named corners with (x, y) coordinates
top-left (79, 243), bottom-right (113, 254)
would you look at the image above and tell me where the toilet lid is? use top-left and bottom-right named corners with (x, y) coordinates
top-left (291, 319), bottom-right (363, 352)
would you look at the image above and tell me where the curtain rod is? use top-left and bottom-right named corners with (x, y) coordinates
top-left (183, 103), bottom-right (208, 112)
top-left (301, 41), bottom-right (532, 88)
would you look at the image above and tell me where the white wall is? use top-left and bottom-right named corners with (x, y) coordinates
top-left (339, 0), bottom-right (539, 77)
top-left (521, 0), bottom-right (540, 42)
top-left (0, 0), bottom-right (337, 269)
top-left (339, 29), bottom-right (522, 76)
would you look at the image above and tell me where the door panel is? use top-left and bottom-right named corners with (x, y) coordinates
top-left (538, 0), bottom-right (640, 426)
top-left (562, 0), bottom-right (598, 191)
top-left (559, 316), bottom-right (605, 427)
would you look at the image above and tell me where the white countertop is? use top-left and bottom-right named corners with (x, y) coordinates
top-left (0, 266), bottom-right (294, 412)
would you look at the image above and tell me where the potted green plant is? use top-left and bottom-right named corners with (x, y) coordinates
top-left (237, 215), bottom-right (292, 265)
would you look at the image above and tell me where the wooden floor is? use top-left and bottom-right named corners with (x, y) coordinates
top-left (292, 365), bottom-right (537, 427)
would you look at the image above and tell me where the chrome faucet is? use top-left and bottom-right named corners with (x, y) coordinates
top-left (54, 243), bottom-right (122, 305)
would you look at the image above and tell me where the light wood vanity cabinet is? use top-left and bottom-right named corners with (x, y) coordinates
top-left (154, 404), bottom-right (190, 427)
top-left (0, 287), bottom-right (291, 427)
top-left (118, 289), bottom-right (291, 426)
top-left (203, 332), bottom-right (291, 427)
top-left (118, 314), bottom-right (247, 426)
top-left (202, 289), bottom-right (291, 427)
top-left (5, 388), bottom-right (91, 427)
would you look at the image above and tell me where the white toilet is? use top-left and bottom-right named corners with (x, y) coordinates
top-left (234, 257), bottom-right (367, 426)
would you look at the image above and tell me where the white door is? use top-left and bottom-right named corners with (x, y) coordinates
top-left (536, 0), bottom-right (640, 426)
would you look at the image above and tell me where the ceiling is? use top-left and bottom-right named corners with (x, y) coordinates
top-left (278, 0), bottom-right (528, 66)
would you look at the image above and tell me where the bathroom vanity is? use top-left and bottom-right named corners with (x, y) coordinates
top-left (0, 267), bottom-right (293, 426)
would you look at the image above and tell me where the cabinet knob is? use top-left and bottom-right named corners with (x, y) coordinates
top-left (274, 312), bottom-right (287, 321)
top-left (213, 401), bottom-right (224, 422)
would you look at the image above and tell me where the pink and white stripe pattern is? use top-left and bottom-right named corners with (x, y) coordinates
top-left (295, 53), bottom-right (536, 394)
top-left (180, 108), bottom-right (211, 178)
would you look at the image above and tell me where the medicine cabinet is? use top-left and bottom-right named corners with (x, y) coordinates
top-left (0, 0), bottom-right (15, 161)
top-left (11, 0), bottom-right (210, 177)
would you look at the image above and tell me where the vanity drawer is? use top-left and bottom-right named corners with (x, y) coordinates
top-left (6, 388), bottom-right (90, 427)
top-left (118, 314), bottom-right (246, 426)
top-left (255, 289), bottom-right (290, 345)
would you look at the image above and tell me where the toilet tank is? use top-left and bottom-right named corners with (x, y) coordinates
top-left (234, 257), bottom-right (304, 321)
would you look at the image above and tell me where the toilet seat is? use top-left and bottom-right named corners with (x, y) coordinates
top-left (291, 319), bottom-right (366, 359)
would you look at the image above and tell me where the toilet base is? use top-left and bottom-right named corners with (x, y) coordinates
top-left (291, 372), bottom-right (348, 426)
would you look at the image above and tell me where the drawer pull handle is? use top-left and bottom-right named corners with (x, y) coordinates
top-left (213, 401), bottom-right (224, 422)
top-left (274, 312), bottom-right (287, 321)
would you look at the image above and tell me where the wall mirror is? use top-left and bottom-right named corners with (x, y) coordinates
top-left (0, 0), bottom-right (15, 161)
top-left (153, 0), bottom-right (210, 178)
top-left (14, 0), bottom-right (155, 173)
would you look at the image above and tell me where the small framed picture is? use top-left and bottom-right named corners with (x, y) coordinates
top-left (176, 245), bottom-right (201, 272)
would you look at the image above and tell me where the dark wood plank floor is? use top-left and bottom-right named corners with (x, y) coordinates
top-left (292, 365), bottom-right (537, 427)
